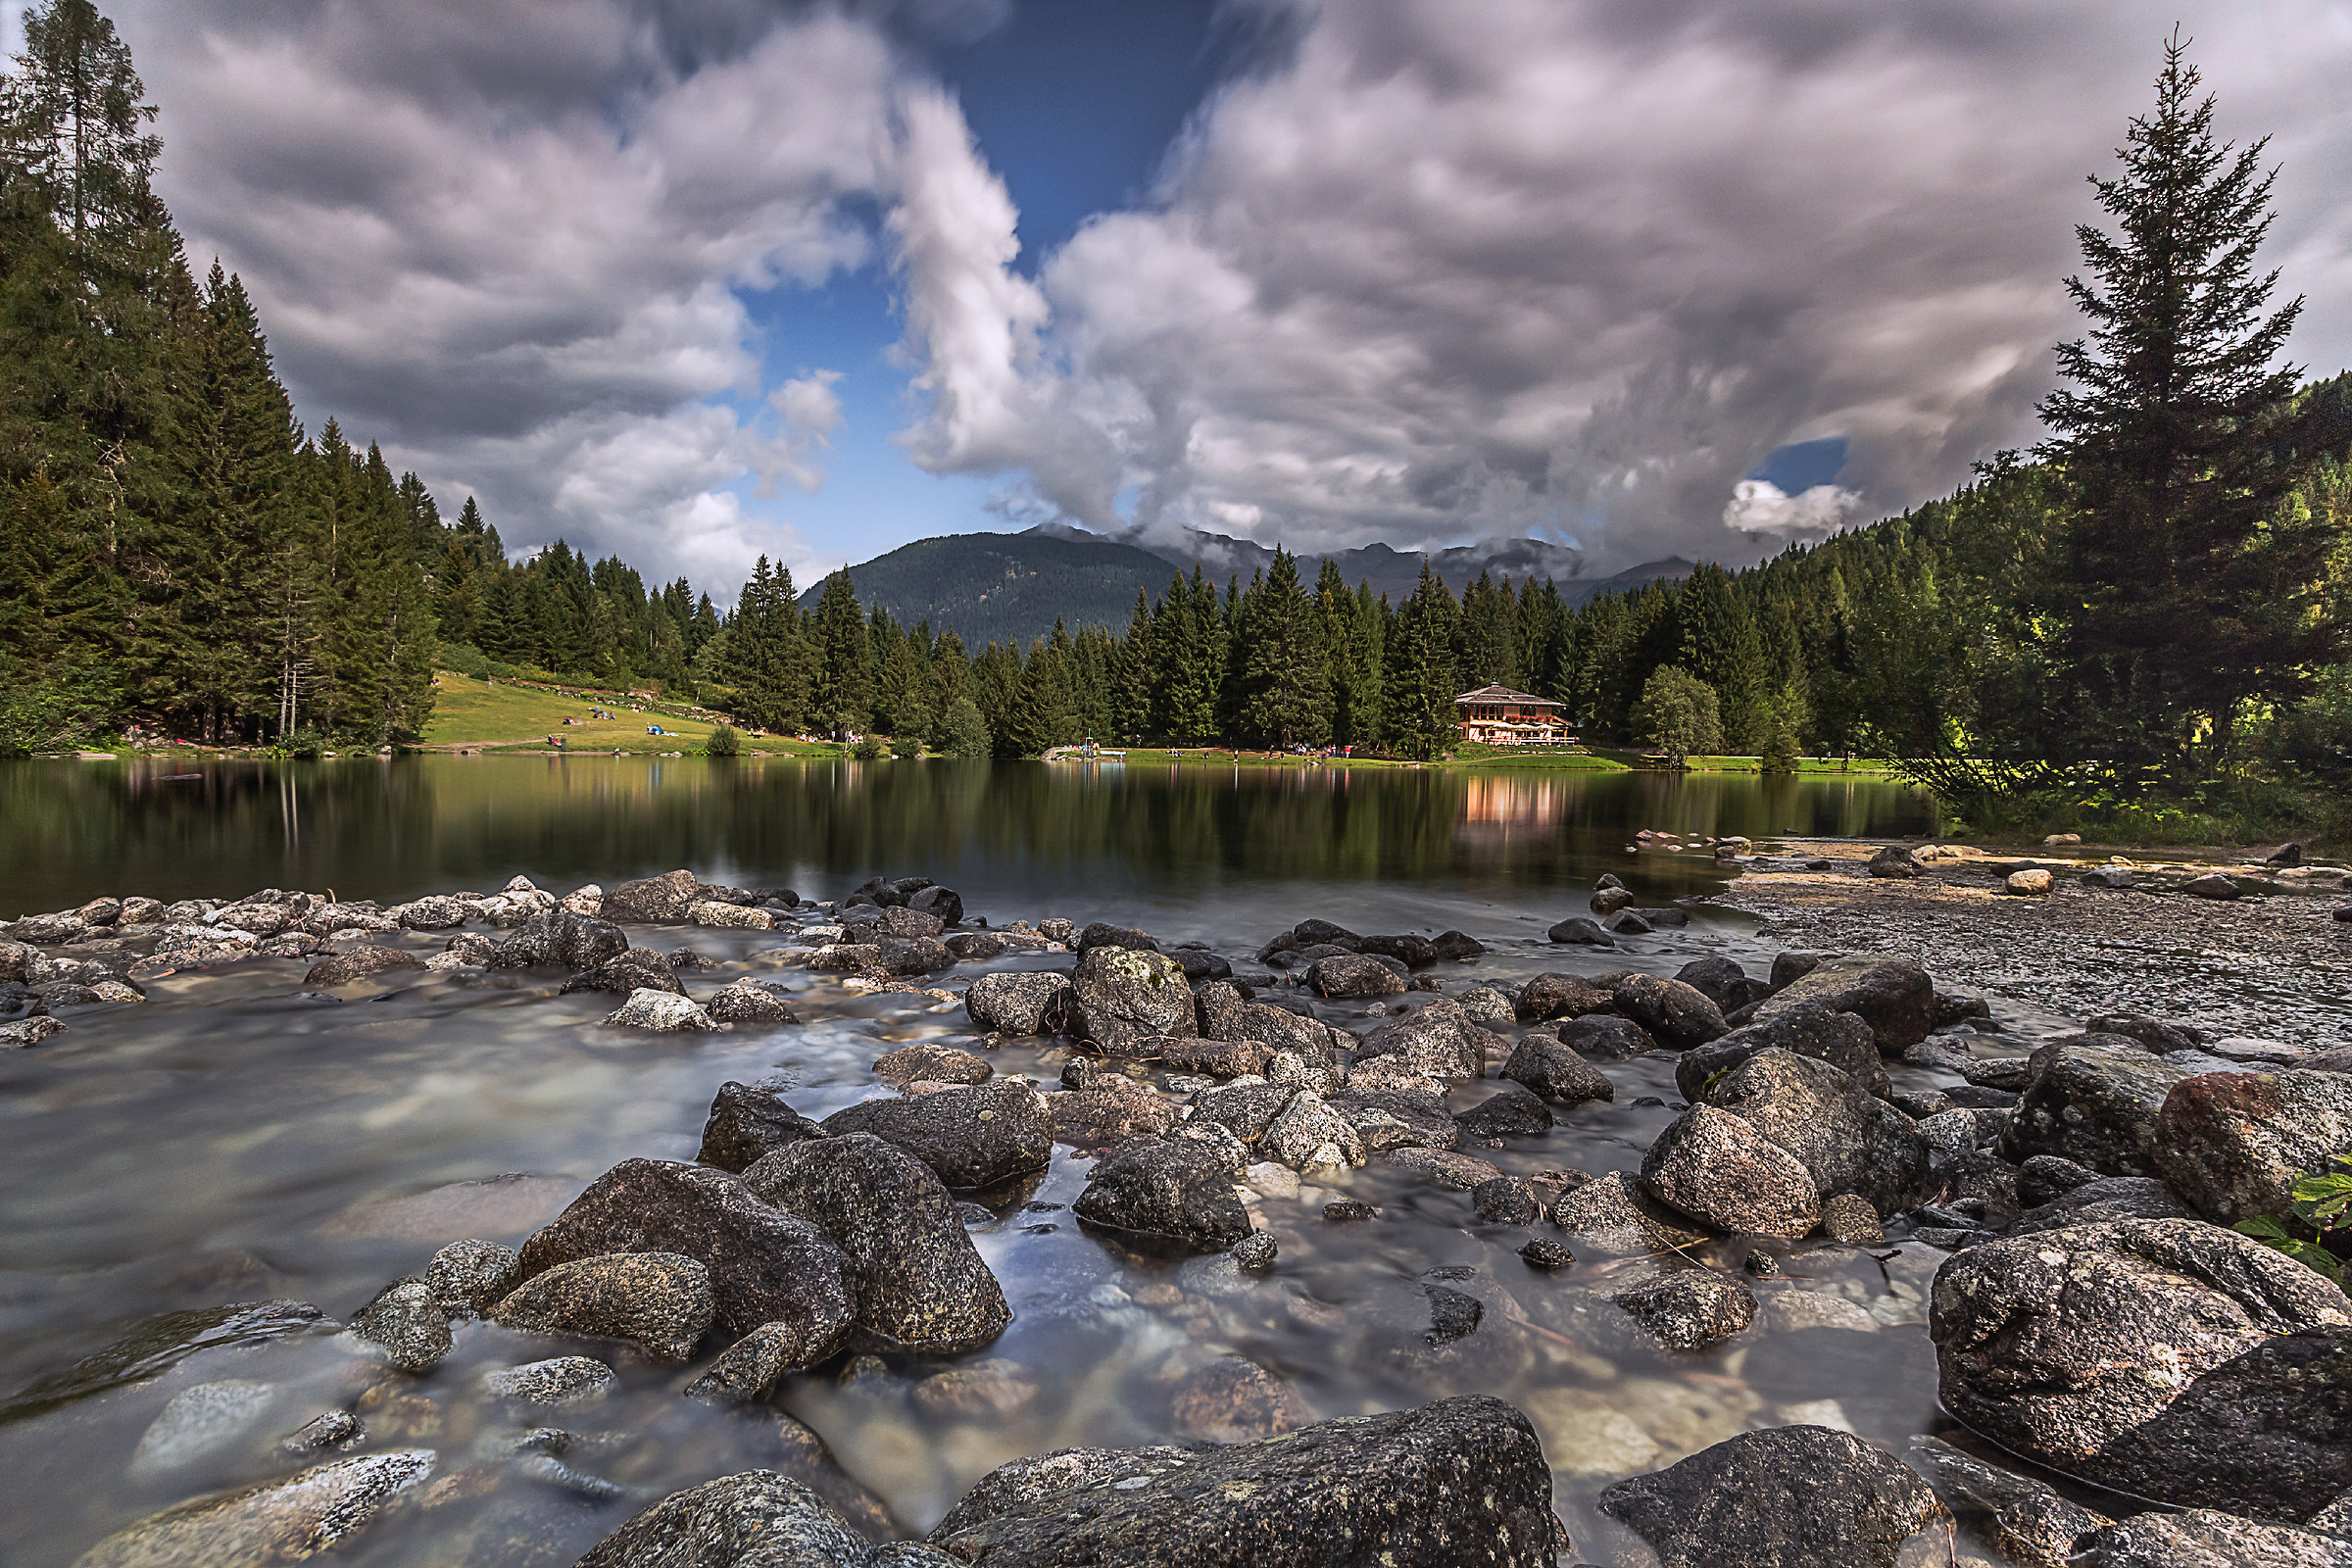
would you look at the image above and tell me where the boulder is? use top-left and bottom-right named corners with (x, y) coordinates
top-left (1154, 1035), bottom-right (1271, 1077)
top-left (515, 1157), bottom-right (856, 1343)
top-left (808, 943), bottom-right (885, 973)
top-left (1554, 1013), bottom-right (1656, 1060)
top-left (821, 1081), bottom-right (1052, 1190)
top-left (1050, 1076), bottom-right (1183, 1145)
top-left (1357, 933), bottom-right (1437, 967)
top-left (1500, 1035), bottom-right (1616, 1103)
top-left (1546, 916), bottom-right (1615, 947)
top-left (1675, 1004), bottom-right (1888, 1102)
top-left (2074, 1511), bottom-right (2352, 1567)
top-left (964, 970), bottom-right (1074, 1036)
top-left (574, 1472), bottom-right (883, 1568)
top-left (1598, 1426), bottom-right (1949, 1568)
top-left (1640, 1104), bottom-right (1821, 1238)
top-left (1, 1015), bottom-right (69, 1049)
top-left (2016, 1176), bottom-right (2197, 1233)
top-left (396, 895), bottom-right (470, 930)
top-left (1932, 1217), bottom-right (2352, 1518)
top-left (1700, 1049), bottom-right (1927, 1215)
top-left (1305, 952), bottom-right (1409, 998)
top-left (1198, 988), bottom-right (1345, 1064)
top-left (1674, 956), bottom-right (1770, 1013)
top-left (2087, 1012), bottom-right (2203, 1054)
top-left (1514, 971), bottom-right (1616, 1021)
top-left (874, 936), bottom-right (954, 976)
top-left (907, 885), bottom-right (963, 925)
top-left (945, 931), bottom-right (1007, 961)
top-left (490, 907), bottom-right (628, 971)
top-left (424, 1239), bottom-right (520, 1312)
top-left (1075, 920), bottom-right (1157, 955)
top-left (1191, 1082), bottom-right (1301, 1144)
top-left (561, 948), bottom-right (687, 996)
top-left (1351, 998), bottom-right (1494, 1078)
top-left (1752, 955), bottom-right (1936, 1052)
top-left (2008, 869), bottom-right (2055, 896)
top-left (1324, 1087), bottom-right (1458, 1152)
top-left (681, 1320), bottom-right (841, 1405)
top-left (743, 1133), bottom-right (1010, 1354)
top-left (72, 1449), bottom-right (436, 1568)
top-left (1903, 1433), bottom-right (2110, 1568)
top-left (2151, 1069), bottom-right (2352, 1225)
top-left (927, 1395), bottom-right (1562, 1567)
top-left (2180, 873), bottom-right (2242, 901)
top-left (1455, 1087), bottom-right (1555, 1140)
top-left (351, 1278), bottom-right (451, 1372)
top-left (1259, 1092), bottom-right (1367, 1171)
top-left (599, 869), bottom-right (703, 923)
top-left (689, 900), bottom-right (774, 931)
top-left (1072, 1139), bottom-right (1253, 1252)
top-left (2001, 1036), bottom-right (2190, 1176)
top-left (1612, 973), bottom-right (1729, 1049)
top-left (706, 981), bottom-right (801, 1025)
top-left (1609, 1269), bottom-right (1756, 1351)
top-left (301, 947), bottom-right (423, 986)
top-left (1549, 1170), bottom-right (1710, 1254)
top-left (1068, 946), bottom-right (1195, 1048)
top-left (1431, 930), bottom-right (1485, 961)
top-left (1868, 844), bottom-right (1925, 878)
top-left (1170, 1358), bottom-right (1306, 1444)
top-left (697, 1082), bottom-right (828, 1173)
top-left (602, 988), bottom-right (718, 1031)
top-left (490, 1250), bottom-right (715, 1360)
top-left (872, 1043), bottom-right (992, 1087)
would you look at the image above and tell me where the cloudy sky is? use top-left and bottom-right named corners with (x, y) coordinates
top-left (14, 0), bottom-right (2352, 591)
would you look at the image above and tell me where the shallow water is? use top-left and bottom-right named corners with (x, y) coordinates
top-left (0, 757), bottom-right (1983, 1565)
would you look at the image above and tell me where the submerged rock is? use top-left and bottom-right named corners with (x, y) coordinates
top-left (0, 1299), bottom-right (328, 1423)
top-left (129, 1379), bottom-right (276, 1476)
top-left (1904, 1434), bottom-right (2110, 1568)
top-left (2074, 1511), bottom-right (2352, 1567)
top-left (1932, 1217), bottom-right (2352, 1518)
top-left (600, 987), bottom-right (717, 1031)
top-left (480, 1356), bottom-right (614, 1405)
top-left (705, 981), bottom-right (801, 1025)
top-left (351, 1277), bottom-right (453, 1372)
top-left (73, 1449), bottom-right (435, 1568)
top-left (928, 1395), bottom-right (1563, 1567)
top-left (424, 1238), bottom-right (520, 1312)
top-left (1609, 1269), bottom-right (1756, 1351)
top-left (1598, 1425), bottom-right (1948, 1568)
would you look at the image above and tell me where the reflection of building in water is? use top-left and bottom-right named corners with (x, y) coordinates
top-left (1456, 772), bottom-right (1568, 847)
top-left (1453, 685), bottom-right (1570, 745)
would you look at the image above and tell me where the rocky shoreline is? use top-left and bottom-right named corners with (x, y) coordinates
top-left (9, 863), bottom-right (2352, 1566)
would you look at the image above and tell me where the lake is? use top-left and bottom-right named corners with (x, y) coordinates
top-left (0, 757), bottom-right (1952, 1566)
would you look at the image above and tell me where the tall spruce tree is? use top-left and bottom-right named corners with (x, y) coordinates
top-left (1385, 564), bottom-right (1461, 760)
top-left (1239, 547), bottom-right (1333, 747)
top-left (2039, 32), bottom-right (2324, 773)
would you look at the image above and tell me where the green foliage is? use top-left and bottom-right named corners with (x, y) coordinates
top-left (1385, 563), bottom-right (1462, 760)
top-left (2236, 1157), bottom-right (2352, 1285)
top-left (940, 697), bottom-right (991, 760)
top-left (1640, 665), bottom-right (1722, 763)
top-left (849, 733), bottom-right (886, 761)
top-left (890, 731), bottom-right (924, 760)
top-left (706, 723), bottom-right (740, 758)
top-left (0, 656), bottom-right (122, 755)
top-left (272, 726), bottom-right (325, 760)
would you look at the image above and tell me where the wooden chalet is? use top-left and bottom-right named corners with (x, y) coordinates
top-left (1453, 684), bottom-right (1570, 745)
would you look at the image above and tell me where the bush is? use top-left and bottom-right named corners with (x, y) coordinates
top-left (707, 723), bottom-right (741, 758)
top-left (850, 734), bottom-right (886, 760)
top-left (890, 732), bottom-right (924, 760)
top-left (277, 727), bottom-right (327, 760)
top-left (1640, 665), bottom-right (1722, 764)
top-left (940, 697), bottom-right (992, 760)
top-left (0, 658), bottom-right (124, 757)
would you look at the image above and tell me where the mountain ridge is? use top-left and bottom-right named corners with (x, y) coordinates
top-left (799, 523), bottom-right (1693, 646)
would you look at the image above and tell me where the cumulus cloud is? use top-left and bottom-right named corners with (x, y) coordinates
top-left (1723, 479), bottom-right (1864, 546)
top-left (890, 0), bottom-right (2352, 570)
top-left (111, 0), bottom-right (908, 590)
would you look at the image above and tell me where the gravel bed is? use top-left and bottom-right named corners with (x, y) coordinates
top-left (1712, 841), bottom-right (2352, 1049)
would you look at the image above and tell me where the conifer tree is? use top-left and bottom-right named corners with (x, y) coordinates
top-left (2039, 32), bottom-right (2326, 772)
top-left (1240, 547), bottom-right (1333, 748)
top-left (1385, 564), bottom-right (1461, 760)
top-left (809, 567), bottom-right (870, 728)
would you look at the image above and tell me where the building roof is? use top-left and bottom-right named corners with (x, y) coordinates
top-left (1452, 684), bottom-right (1565, 710)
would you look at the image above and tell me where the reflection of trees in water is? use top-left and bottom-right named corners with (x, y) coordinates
top-left (0, 759), bottom-right (1936, 910)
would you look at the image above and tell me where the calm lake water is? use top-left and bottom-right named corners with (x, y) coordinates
top-left (0, 757), bottom-right (1956, 1566)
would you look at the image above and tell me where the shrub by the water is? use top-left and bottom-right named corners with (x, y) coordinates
top-left (850, 734), bottom-right (887, 760)
top-left (706, 724), bottom-right (740, 758)
top-left (890, 732), bottom-right (924, 760)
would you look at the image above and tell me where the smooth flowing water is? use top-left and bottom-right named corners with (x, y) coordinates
top-left (0, 757), bottom-right (1952, 1566)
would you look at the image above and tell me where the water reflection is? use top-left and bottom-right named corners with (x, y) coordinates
top-left (0, 758), bottom-right (1934, 916)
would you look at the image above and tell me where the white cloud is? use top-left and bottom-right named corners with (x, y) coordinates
top-left (1723, 479), bottom-right (1863, 545)
top-left (114, 0), bottom-right (903, 593)
top-left (885, 0), bottom-right (2352, 569)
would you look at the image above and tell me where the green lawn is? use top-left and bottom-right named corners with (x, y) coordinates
top-left (421, 671), bottom-right (834, 755)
